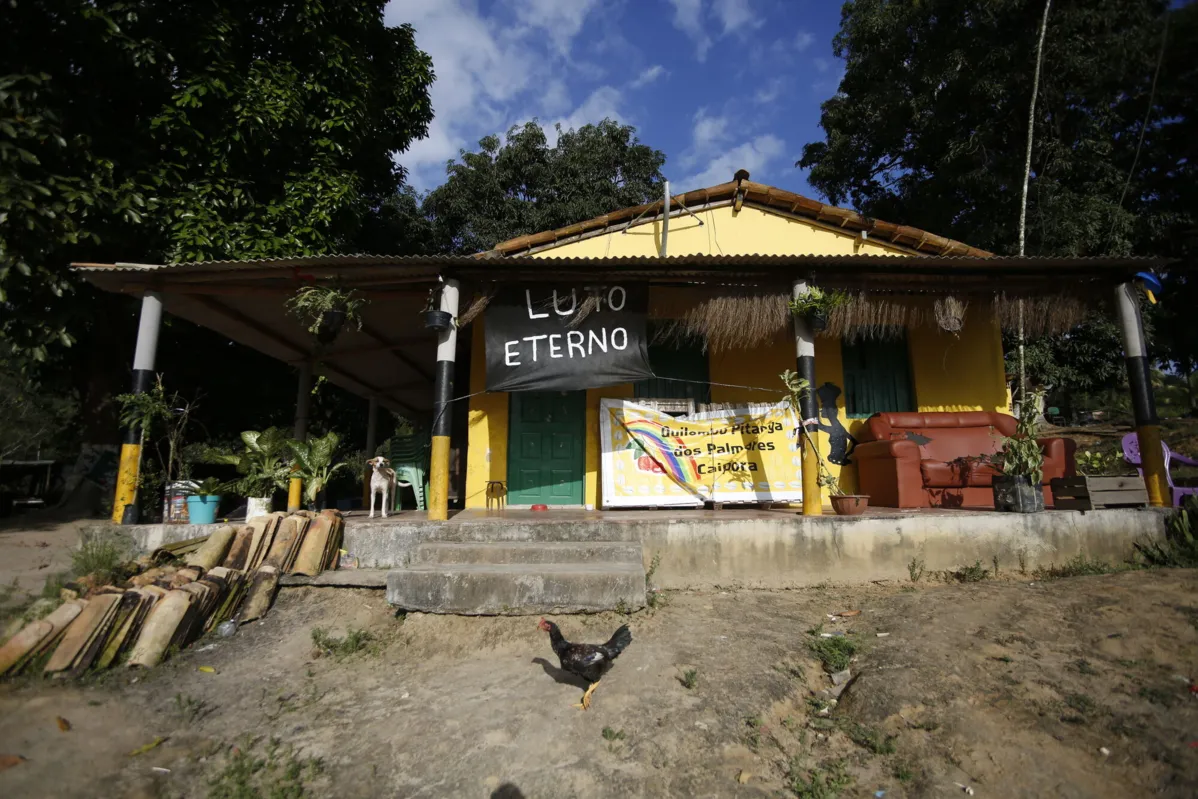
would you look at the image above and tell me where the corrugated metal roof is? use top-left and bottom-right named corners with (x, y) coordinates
top-left (74, 253), bottom-right (1170, 273)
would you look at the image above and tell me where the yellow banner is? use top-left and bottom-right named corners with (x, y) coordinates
top-left (599, 400), bottom-right (803, 507)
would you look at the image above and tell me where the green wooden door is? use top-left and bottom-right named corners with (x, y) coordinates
top-left (507, 391), bottom-right (585, 505)
top-left (841, 335), bottom-right (915, 418)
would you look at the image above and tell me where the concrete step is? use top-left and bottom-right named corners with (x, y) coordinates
top-left (279, 569), bottom-right (389, 588)
top-left (386, 561), bottom-right (647, 615)
top-left (410, 541), bottom-right (644, 566)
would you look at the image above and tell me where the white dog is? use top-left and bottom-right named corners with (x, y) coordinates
top-left (367, 456), bottom-right (396, 518)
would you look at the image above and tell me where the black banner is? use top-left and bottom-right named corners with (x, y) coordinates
top-left (484, 285), bottom-right (653, 392)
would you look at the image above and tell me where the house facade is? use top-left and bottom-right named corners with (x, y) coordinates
top-left (463, 178), bottom-right (1009, 510)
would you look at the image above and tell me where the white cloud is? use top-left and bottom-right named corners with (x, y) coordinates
top-left (712, 0), bottom-right (761, 35)
top-left (630, 64), bottom-right (667, 89)
top-left (813, 57), bottom-right (831, 74)
top-left (794, 30), bottom-right (814, 52)
top-left (753, 77), bottom-right (786, 105)
top-left (546, 86), bottom-right (626, 145)
top-left (668, 0), bottom-right (712, 61)
top-left (385, 0), bottom-right (611, 187)
top-left (692, 108), bottom-right (732, 152)
top-left (678, 134), bottom-right (786, 191)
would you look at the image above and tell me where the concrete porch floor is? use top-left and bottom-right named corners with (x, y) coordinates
top-left (128, 505), bottom-right (1169, 591)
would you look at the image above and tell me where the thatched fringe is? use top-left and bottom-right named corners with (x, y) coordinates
top-left (992, 294), bottom-right (1088, 337)
top-left (456, 288), bottom-right (496, 328)
top-left (653, 292), bottom-right (790, 352)
top-left (825, 292), bottom-right (925, 342)
top-left (934, 296), bottom-right (968, 334)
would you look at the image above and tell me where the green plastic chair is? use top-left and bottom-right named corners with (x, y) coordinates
top-left (390, 434), bottom-right (429, 511)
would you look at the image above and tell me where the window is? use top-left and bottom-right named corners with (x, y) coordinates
top-left (633, 330), bottom-right (711, 408)
top-left (841, 335), bottom-right (914, 418)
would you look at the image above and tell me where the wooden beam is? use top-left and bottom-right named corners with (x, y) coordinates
top-left (361, 323), bottom-right (434, 382)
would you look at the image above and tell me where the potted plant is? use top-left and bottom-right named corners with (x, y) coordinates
top-left (991, 393), bottom-right (1046, 513)
top-left (287, 431), bottom-right (352, 510)
top-left (286, 284), bottom-right (366, 345)
top-left (194, 428), bottom-right (291, 518)
top-left (423, 289), bottom-right (454, 332)
top-left (185, 477), bottom-right (223, 524)
top-left (787, 286), bottom-right (849, 332)
top-left (781, 370), bottom-right (870, 514)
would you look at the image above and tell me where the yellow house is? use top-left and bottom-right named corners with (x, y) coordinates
top-left (464, 174), bottom-right (1011, 510)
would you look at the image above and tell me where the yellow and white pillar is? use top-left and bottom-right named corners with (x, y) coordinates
top-left (112, 291), bottom-right (164, 523)
top-left (287, 361), bottom-right (313, 512)
top-left (792, 279), bottom-right (822, 515)
top-left (428, 278), bottom-right (460, 521)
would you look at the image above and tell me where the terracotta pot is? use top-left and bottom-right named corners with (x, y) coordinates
top-left (830, 494), bottom-right (870, 516)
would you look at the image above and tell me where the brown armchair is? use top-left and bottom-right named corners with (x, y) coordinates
top-left (854, 411), bottom-right (1076, 509)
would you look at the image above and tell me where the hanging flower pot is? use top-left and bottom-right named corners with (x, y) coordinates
top-left (806, 310), bottom-right (829, 332)
top-left (424, 309), bottom-right (453, 331)
top-left (315, 309), bottom-right (347, 345)
top-left (787, 286), bottom-right (847, 334)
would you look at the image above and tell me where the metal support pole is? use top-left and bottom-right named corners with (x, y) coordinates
top-left (113, 291), bottom-right (163, 524)
top-left (792, 280), bottom-right (822, 516)
top-left (428, 279), bottom-right (460, 521)
top-left (660, 180), bottom-right (670, 257)
top-left (287, 361), bottom-right (313, 512)
top-left (1114, 282), bottom-right (1168, 507)
top-left (362, 397), bottom-right (378, 508)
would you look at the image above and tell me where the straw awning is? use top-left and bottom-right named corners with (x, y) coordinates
top-left (73, 253), bottom-right (1172, 413)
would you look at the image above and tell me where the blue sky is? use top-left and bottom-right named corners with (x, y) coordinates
top-left (385, 0), bottom-right (846, 200)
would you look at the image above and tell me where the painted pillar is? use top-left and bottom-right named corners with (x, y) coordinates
top-left (287, 361), bottom-right (313, 512)
top-left (792, 280), bottom-right (822, 515)
top-left (1114, 282), bottom-right (1169, 507)
top-left (112, 292), bottom-right (164, 523)
top-left (428, 278), bottom-right (460, 521)
top-left (362, 396), bottom-right (378, 508)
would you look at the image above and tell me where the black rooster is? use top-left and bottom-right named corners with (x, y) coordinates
top-left (538, 619), bottom-right (632, 710)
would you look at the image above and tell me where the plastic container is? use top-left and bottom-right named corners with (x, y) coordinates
top-left (186, 494), bottom-right (221, 524)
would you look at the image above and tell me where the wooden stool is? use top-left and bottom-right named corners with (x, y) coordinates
top-left (486, 480), bottom-right (507, 510)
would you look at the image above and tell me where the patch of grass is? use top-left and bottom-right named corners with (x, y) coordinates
top-left (1033, 555), bottom-right (1123, 580)
top-left (992, 655), bottom-right (1013, 663)
top-left (174, 693), bottom-right (212, 724)
top-left (72, 526), bottom-right (132, 586)
top-left (806, 633), bottom-right (859, 673)
top-left (41, 572), bottom-right (70, 600)
top-left (1018, 549), bottom-right (1029, 575)
top-left (774, 660), bottom-right (805, 680)
top-left (805, 696), bottom-right (834, 716)
top-left (1065, 693), bottom-right (1098, 715)
top-left (1135, 498), bottom-right (1198, 567)
top-left (786, 758), bottom-right (852, 798)
top-left (1071, 658), bottom-right (1098, 675)
top-left (948, 560), bottom-right (990, 583)
top-left (310, 627), bottom-right (376, 660)
top-left (601, 726), bottom-right (625, 742)
top-left (644, 553), bottom-right (667, 609)
top-left (992, 554), bottom-right (1000, 576)
top-left (893, 761), bottom-right (915, 782)
top-left (1138, 684), bottom-right (1179, 708)
top-left (843, 721), bottom-right (897, 755)
top-left (907, 555), bottom-right (926, 583)
top-left (744, 715), bottom-right (762, 750)
top-left (207, 736), bottom-right (324, 799)
top-left (680, 668), bottom-right (698, 690)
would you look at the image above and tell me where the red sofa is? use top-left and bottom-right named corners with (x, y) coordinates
top-left (853, 411), bottom-right (1077, 509)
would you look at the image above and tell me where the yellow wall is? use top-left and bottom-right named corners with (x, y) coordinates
top-left (464, 204), bottom-right (1005, 508)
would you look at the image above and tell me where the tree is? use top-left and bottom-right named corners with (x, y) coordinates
top-left (799, 0), bottom-right (1196, 400)
top-left (2, 0), bottom-right (434, 366)
top-left (420, 120), bottom-right (667, 254)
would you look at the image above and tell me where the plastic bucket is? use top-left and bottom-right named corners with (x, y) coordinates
top-left (186, 495), bottom-right (221, 524)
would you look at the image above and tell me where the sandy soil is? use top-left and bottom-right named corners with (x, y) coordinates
top-left (0, 515), bottom-right (85, 601)
top-left (2, 563), bottom-right (1198, 798)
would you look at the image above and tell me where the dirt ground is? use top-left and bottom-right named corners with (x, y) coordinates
top-left (3, 521), bottom-right (1198, 799)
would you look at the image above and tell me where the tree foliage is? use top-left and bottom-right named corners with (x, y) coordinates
top-left (800, 0), bottom-right (1196, 399)
top-left (2, 0), bottom-right (434, 367)
top-left (419, 120), bottom-right (667, 254)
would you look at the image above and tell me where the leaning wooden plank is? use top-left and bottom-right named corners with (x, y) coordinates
top-left (151, 535), bottom-right (210, 564)
top-left (222, 526), bottom-right (255, 570)
top-left (127, 590), bottom-right (194, 668)
top-left (95, 592), bottom-right (147, 670)
top-left (185, 526), bottom-right (236, 570)
top-left (290, 516), bottom-right (333, 576)
top-left (263, 517), bottom-right (301, 570)
top-left (45, 594), bottom-right (122, 675)
top-left (0, 601), bottom-right (87, 676)
top-left (239, 566), bottom-right (280, 623)
top-left (66, 595), bottom-right (124, 677)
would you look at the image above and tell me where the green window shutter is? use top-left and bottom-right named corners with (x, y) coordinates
top-left (841, 335), bottom-right (914, 418)
top-left (633, 327), bottom-right (711, 405)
